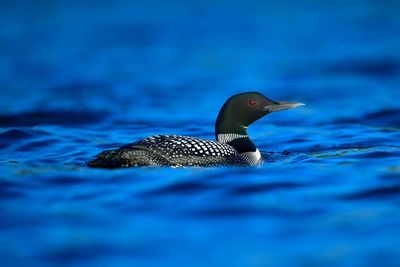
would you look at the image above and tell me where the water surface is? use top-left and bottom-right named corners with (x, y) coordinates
top-left (1, 0), bottom-right (400, 266)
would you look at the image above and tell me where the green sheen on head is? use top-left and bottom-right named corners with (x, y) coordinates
top-left (215, 92), bottom-right (304, 138)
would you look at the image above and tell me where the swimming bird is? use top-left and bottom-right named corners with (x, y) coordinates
top-left (87, 92), bottom-right (304, 168)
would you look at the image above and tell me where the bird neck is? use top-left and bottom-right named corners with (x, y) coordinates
top-left (215, 103), bottom-right (248, 136)
top-left (216, 126), bottom-right (257, 155)
top-left (215, 105), bottom-right (257, 153)
top-left (217, 133), bottom-right (257, 154)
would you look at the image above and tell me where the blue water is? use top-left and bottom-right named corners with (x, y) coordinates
top-left (1, 0), bottom-right (400, 266)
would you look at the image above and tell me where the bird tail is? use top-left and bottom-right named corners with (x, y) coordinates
top-left (86, 146), bottom-right (169, 168)
top-left (86, 149), bottom-right (126, 168)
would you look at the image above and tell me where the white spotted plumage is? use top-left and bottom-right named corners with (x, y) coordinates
top-left (133, 135), bottom-right (238, 157)
top-left (112, 134), bottom-right (253, 166)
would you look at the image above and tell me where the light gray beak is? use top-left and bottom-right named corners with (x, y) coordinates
top-left (264, 101), bottom-right (305, 112)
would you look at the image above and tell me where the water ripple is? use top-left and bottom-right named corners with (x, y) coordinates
top-left (341, 185), bottom-right (400, 200)
top-left (38, 175), bottom-right (90, 186)
top-left (228, 182), bottom-right (307, 195)
top-left (335, 109), bottom-right (400, 128)
top-left (326, 58), bottom-right (399, 77)
top-left (141, 181), bottom-right (213, 196)
top-left (0, 111), bottom-right (107, 127)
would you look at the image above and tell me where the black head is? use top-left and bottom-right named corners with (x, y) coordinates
top-left (215, 92), bottom-right (304, 137)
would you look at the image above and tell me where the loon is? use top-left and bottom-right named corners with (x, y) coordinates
top-left (87, 92), bottom-right (304, 168)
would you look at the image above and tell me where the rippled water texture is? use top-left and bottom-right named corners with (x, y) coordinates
top-left (1, 0), bottom-right (400, 266)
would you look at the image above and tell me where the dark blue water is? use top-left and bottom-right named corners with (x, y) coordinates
top-left (1, 0), bottom-right (400, 266)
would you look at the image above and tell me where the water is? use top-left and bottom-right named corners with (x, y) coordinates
top-left (1, 0), bottom-right (400, 266)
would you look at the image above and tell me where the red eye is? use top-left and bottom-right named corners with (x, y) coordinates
top-left (249, 100), bottom-right (255, 106)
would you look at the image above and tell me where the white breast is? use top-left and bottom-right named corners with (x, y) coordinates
top-left (240, 149), bottom-right (262, 165)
